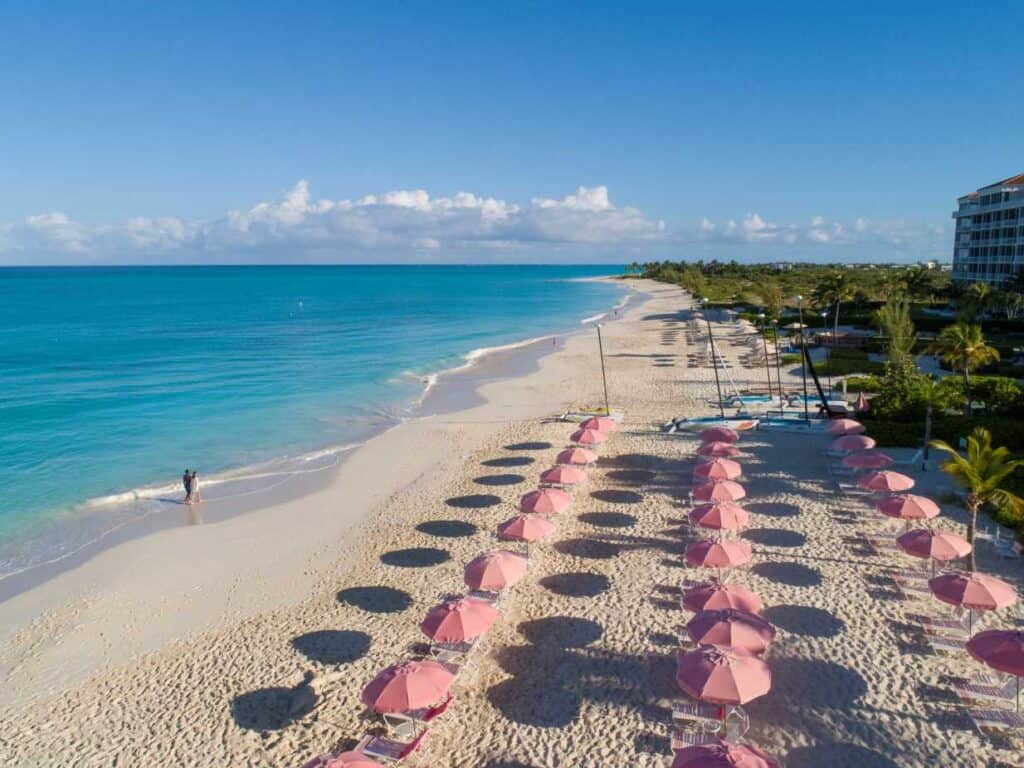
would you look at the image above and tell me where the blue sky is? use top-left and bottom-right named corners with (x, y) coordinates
top-left (1, 1), bottom-right (1021, 264)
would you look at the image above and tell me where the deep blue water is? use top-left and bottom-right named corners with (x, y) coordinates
top-left (0, 265), bottom-right (623, 576)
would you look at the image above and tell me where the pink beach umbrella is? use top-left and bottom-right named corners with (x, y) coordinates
top-left (556, 446), bottom-right (598, 466)
top-left (570, 427), bottom-right (607, 446)
top-left (420, 597), bottom-right (498, 642)
top-left (361, 660), bottom-right (454, 713)
top-left (539, 465), bottom-right (587, 487)
top-left (842, 450), bottom-right (894, 470)
top-left (826, 418), bottom-right (865, 436)
top-left (676, 645), bottom-right (771, 705)
top-left (302, 753), bottom-right (385, 768)
top-left (689, 502), bottom-right (751, 532)
top-left (830, 434), bottom-right (876, 453)
top-left (855, 392), bottom-right (870, 413)
top-left (685, 539), bottom-right (752, 570)
top-left (699, 427), bottom-right (740, 444)
top-left (929, 572), bottom-right (1017, 633)
top-left (876, 494), bottom-right (940, 521)
top-left (464, 550), bottom-right (528, 592)
top-left (897, 528), bottom-right (971, 574)
top-left (697, 441), bottom-right (741, 458)
top-left (671, 740), bottom-right (780, 768)
top-left (686, 608), bottom-right (776, 654)
top-left (693, 480), bottom-right (747, 503)
top-left (580, 416), bottom-right (617, 432)
top-left (967, 630), bottom-right (1024, 711)
top-left (694, 458), bottom-right (743, 481)
top-left (520, 488), bottom-right (572, 515)
top-left (858, 470), bottom-right (914, 493)
top-left (683, 582), bottom-right (764, 614)
top-left (497, 513), bottom-right (556, 542)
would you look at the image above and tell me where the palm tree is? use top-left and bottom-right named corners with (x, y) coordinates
top-left (930, 427), bottom-right (1024, 571)
top-left (930, 322), bottom-right (999, 403)
top-left (812, 272), bottom-right (854, 342)
top-left (901, 265), bottom-right (935, 301)
top-left (961, 281), bottom-right (994, 325)
top-left (874, 296), bottom-right (917, 363)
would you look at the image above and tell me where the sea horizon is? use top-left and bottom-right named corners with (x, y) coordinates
top-left (0, 264), bottom-right (627, 585)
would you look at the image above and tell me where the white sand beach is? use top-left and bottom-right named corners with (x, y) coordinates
top-left (1, 279), bottom-right (1022, 767)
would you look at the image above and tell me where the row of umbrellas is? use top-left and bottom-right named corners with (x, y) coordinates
top-left (828, 419), bottom-right (1024, 712)
top-left (672, 426), bottom-right (781, 768)
top-left (305, 417), bottom-right (620, 766)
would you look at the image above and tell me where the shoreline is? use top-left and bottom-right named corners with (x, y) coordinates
top-left (0, 276), bottom-right (649, 710)
top-left (0, 276), bottom-right (631, 604)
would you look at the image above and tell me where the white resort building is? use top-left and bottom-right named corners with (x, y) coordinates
top-left (951, 173), bottom-right (1024, 284)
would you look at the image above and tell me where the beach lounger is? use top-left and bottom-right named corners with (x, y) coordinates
top-left (356, 730), bottom-right (430, 763)
top-left (671, 725), bottom-right (720, 750)
top-left (429, 640), bottom-right (474, 664)
top-left (891, 574), bottom-right (931, 598)
top-left (955, 679), bottom-right (1018, 708)
top-left (907, 611), bottom-right (970, 636)
top-left (672, 699), bottom-right (725, 727)
top-left (926, 634), bottom-right (966, 655)
top-left (969, 708), bottom-right (1024, 734)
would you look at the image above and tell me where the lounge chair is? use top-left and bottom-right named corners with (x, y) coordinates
top-left (672, 699), bottom-right (725, 727)
top-left (671, 725), bottom-right (720, 750)
top-left (356, 730), bottom-right (430, 763)
top-left (926, 634), bottom-right (966, 655)
top-left (891, 574), bottom-right (931, 598)
top-left (955, 679), bottom-right (1018, 707)
top-left (907, 611), bottom-right (970, 636)
top-left (969, 708), bottom-right (1024, 734)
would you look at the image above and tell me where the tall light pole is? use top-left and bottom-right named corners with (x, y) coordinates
top-left (596, 324), bottom-right (610, 416)
top-left (757, 312), bottom-right (773, 399)
top-left (796, 295), bottom-right (809, 422)
top-left (771, 318), bottom-right (783, 399)
top-left (820, 309), bottom-right (832, 397)
top-left (701, 298), bottom-right (725, 419)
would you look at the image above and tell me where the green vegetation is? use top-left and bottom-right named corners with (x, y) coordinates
top-left (874, 296), bottom-right (917, 363)
top-left (815, 348), bottom-right (884, 376)
top-left (929, 322), bottom-right (1000, 399)
top-left (931, 428), bottom-right (1024, 570)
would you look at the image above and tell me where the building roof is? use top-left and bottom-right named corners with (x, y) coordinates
top-left (980, 172), bottom-right (1024, 191)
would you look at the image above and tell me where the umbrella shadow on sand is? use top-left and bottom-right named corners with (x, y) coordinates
top-left (230, 672), bottom-right (319, 732)
top-left (336, 585), bottom-right (413, 614)
top-left (290, 630), bottom-right (372, 665)
top-left (379, 547), bottom-right (451, 567)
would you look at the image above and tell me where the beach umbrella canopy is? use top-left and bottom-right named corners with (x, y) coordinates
top-left (897, 528), bottom-right (971, 562)
top-left (676, 646), bottom-right (771, 705)
top-left (539, 465), bottom-right (587, 487)
top-left (693, 480), bottom-right (747, 503)
top-left (671, 740), bottom-right (780, 768)
top-left (520, 487), bottom-right (573, 515)
top-left (464, 550), bottom-right (528, 592)
top-left (694, 458), bottom-right (743, 481)
top-left (826, 419), bottom-right (866, 436)
top-left (842, 450), bottom-right (894, 469)
top-left (556, 446), bottom-right (598, 466)
top-left (361, 660), bottom-right (454, 713)
top-left (685, 539), bottom-right (752, 570)
top-left (689, 502), bottom-right (751, 532)
top-left (967, 630), bottom-right (1024, 710)
top-left (876, 494), bottom-right (940, 521)
top-left (570, 427), bottom-right (607, 446)
top-left (929, 572), bottom-right (1018, 612)
top-left (858, 470), bottom-right (914, 493)
top-left (830, 434), bottom-right (876, 453)
top-left (686, 608), bottom-right (776, 654)
top-left (697, 441), bottom-right (741, 458)
top-left (302, 753), bottom-right (385, 768)
top-left (699, 427), bottom-right (740, 444)
top-left (683, 582), bottom-right (764, 614)
top-left (497, 513), bottom-right (556, 542)
top-left (580, 416), bottom-right (617, 432)
top-left (420, 597), bottom-right (498, 642)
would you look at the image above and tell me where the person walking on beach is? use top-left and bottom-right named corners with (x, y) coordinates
top-left (183, 468), bottom-right (193, 504)
top-left (189, 470), bottom-right (202, 504)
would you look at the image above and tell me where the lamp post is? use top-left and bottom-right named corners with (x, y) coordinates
top-left (820, 309), bottom-right (832, 397)
top-left (701, 298), bottom-right (725, 419)
top-left (757, 312), bottom-right (773, 399)
top-left (796, 295), bottom-right (809, 422)
top-left (596, 324), bottom-right (610, 416)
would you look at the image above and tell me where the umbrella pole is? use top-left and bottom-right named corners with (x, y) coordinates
top-left (596, 325), bottom-right (610, 416)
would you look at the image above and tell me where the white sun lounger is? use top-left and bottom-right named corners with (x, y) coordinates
top-left (969, 708), bottom-right (1024, 734)
top-left (955, 679), bottom-right (1018, 707)
top-left (926, 634), bottom-right (966, 655)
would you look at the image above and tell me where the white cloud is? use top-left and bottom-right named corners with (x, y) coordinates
top-left (0, 181), bottom-right (950, 264)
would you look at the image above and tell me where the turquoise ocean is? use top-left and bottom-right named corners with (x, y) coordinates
top-left (0, 265), bottom-right (625, 582)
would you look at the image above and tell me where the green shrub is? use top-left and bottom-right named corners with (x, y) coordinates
top-left (845, 375), bottom-right (884, 392)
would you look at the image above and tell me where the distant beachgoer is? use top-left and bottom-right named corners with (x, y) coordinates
top-left (183, 468), bottom-right (193, 503)
top-left (190, 470), bottom-right (202, 503)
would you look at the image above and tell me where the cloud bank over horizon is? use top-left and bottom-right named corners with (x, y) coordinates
top-left (0, 181), bottom-right (949, 265)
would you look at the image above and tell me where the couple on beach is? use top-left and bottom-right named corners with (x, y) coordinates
top-left (182, 468), bottom-right (202, 505)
